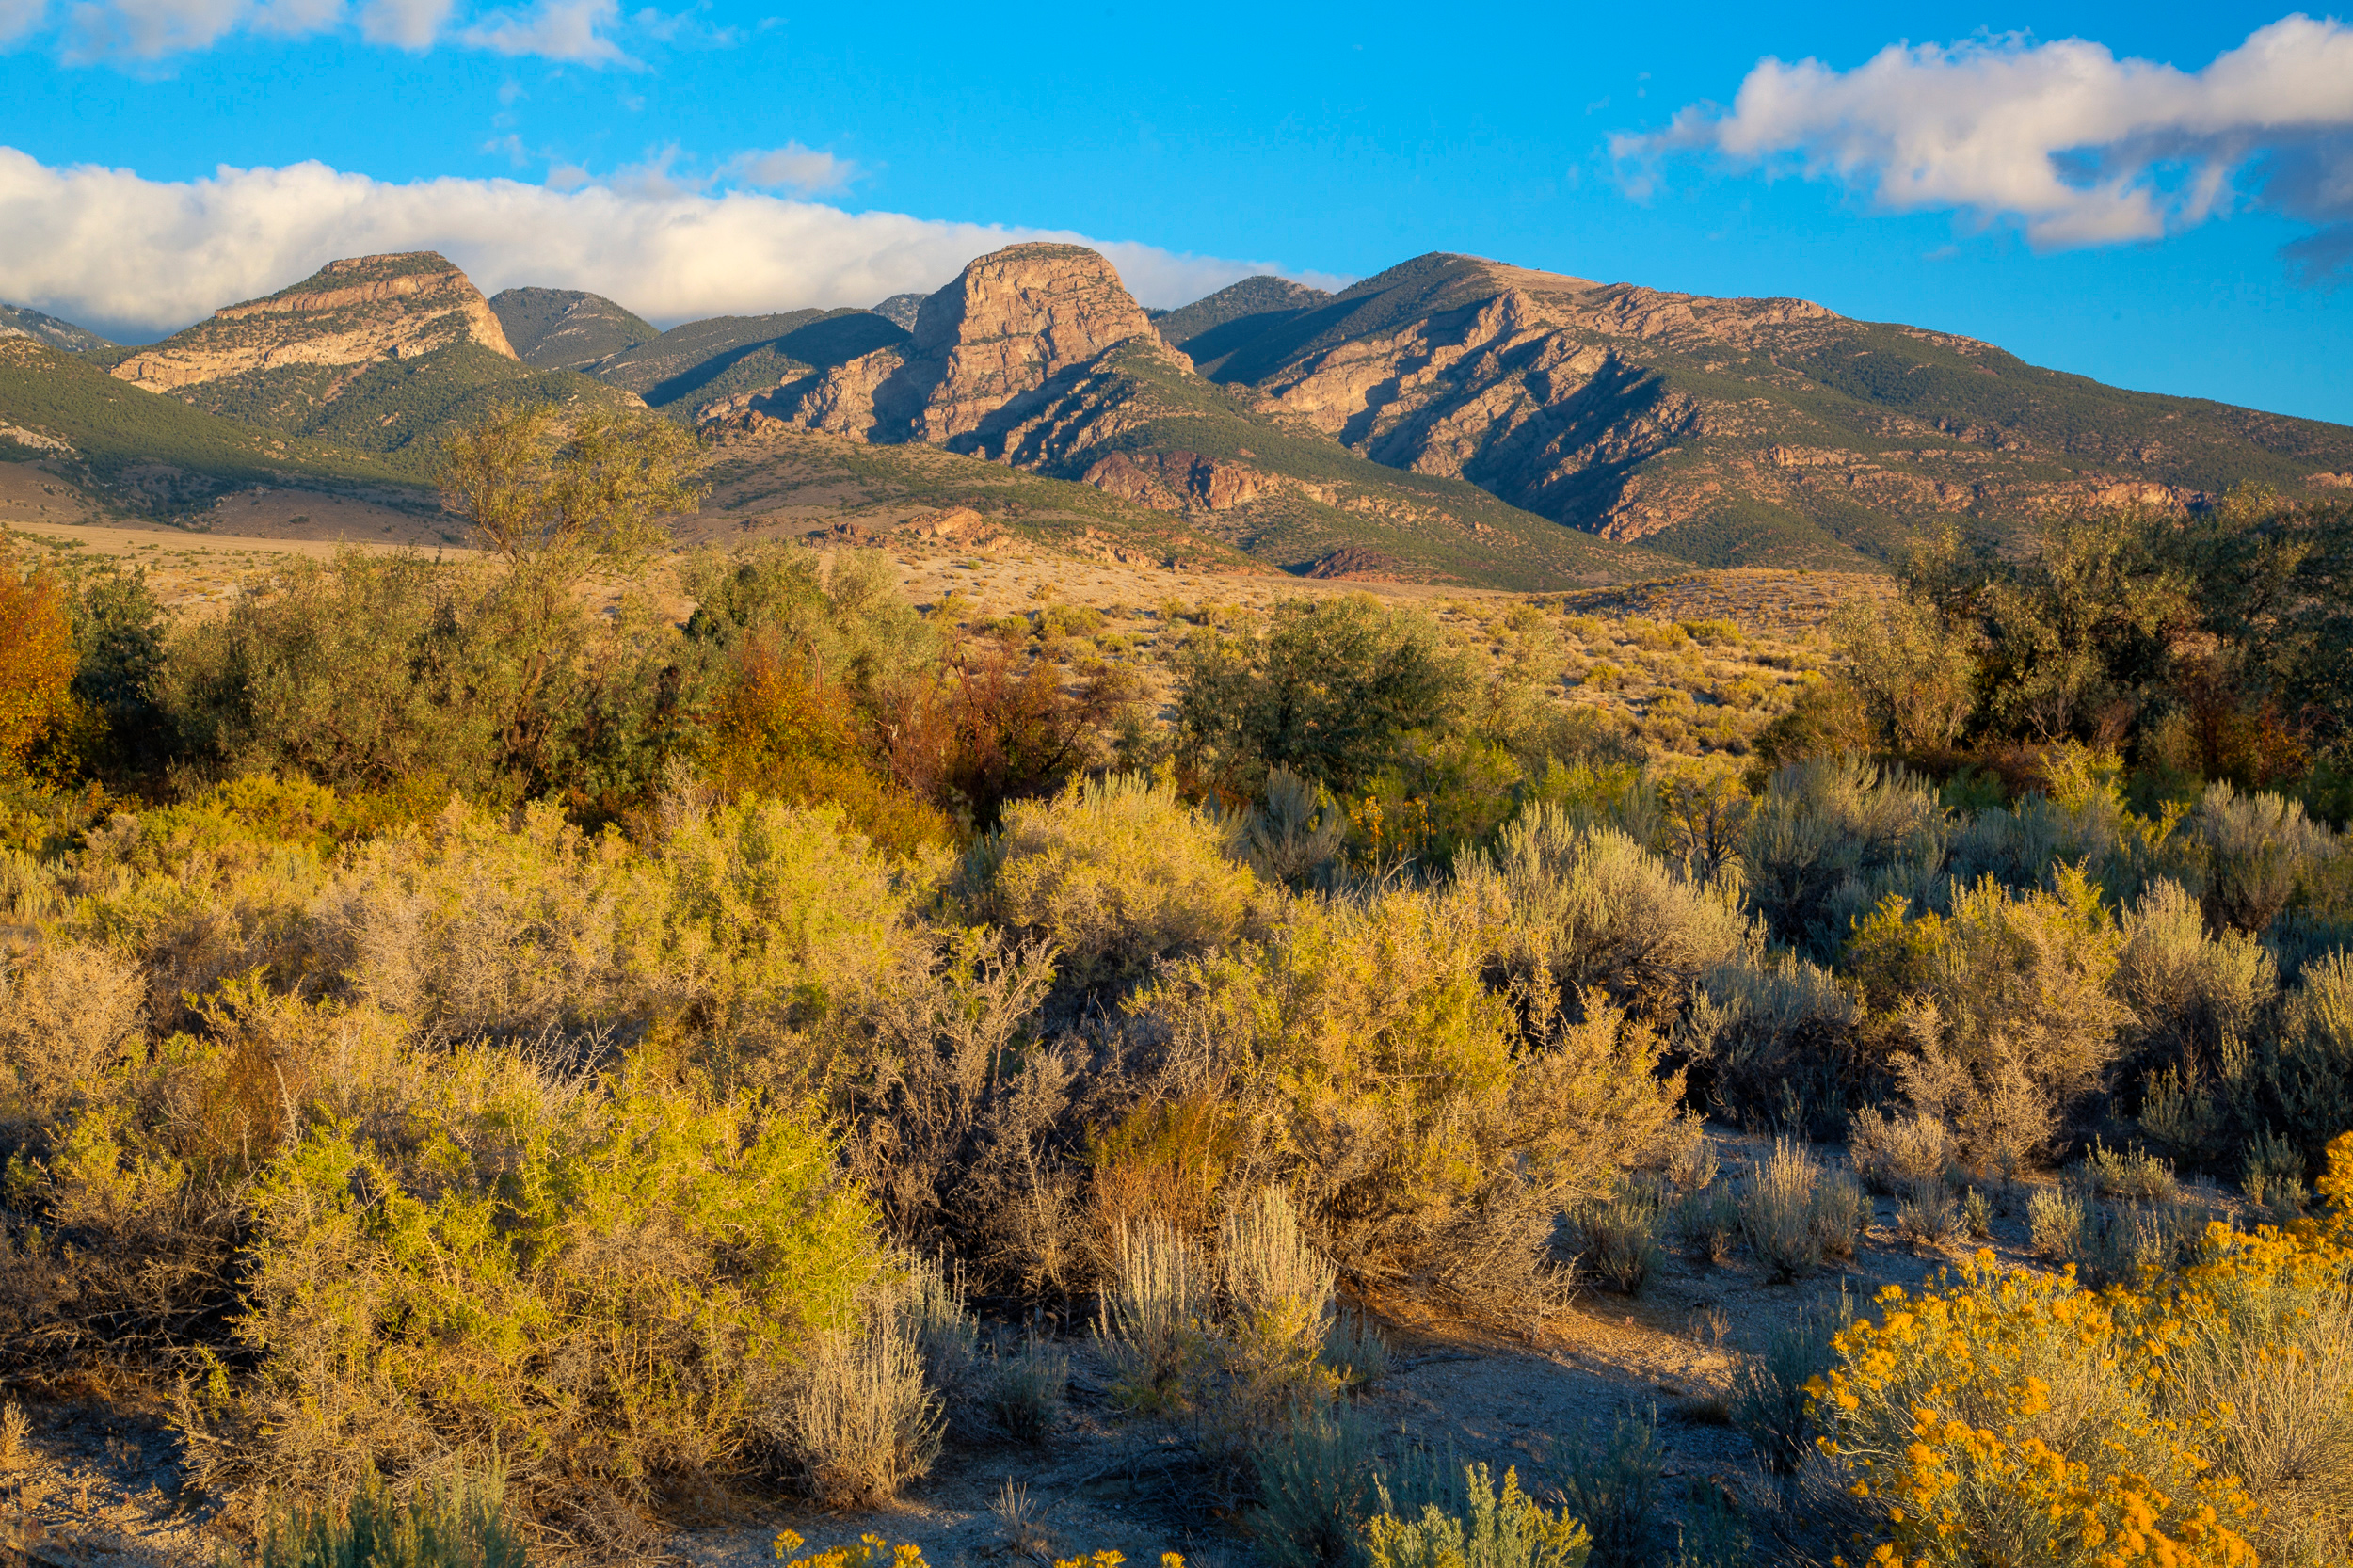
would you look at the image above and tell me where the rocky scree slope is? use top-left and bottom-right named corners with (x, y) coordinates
top-left (701, 244), bottom-right (1657, 589)
top-left (490, 287), bottom-right (660, 369)
top-left (1190, 252), bottom-right (2353, 568)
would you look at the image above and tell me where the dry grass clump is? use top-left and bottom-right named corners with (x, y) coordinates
top-left (984, 1341), bottom-right (1069, 1445)
top-left (1097, 1189), bottom-right (1372, 1440)
top-left (1894, 1179), bottom-right (1961, 1252)
top-left (2079, 1138), bottom-right (2178, 1202)
top-left (1575, 1192), bottom-right (1664, 1296)
top-left (1737, 1138), bottom-right (1839, 1281)
top-left (2027, 1187), bottom-right (2086, 1258)
top-left (1810, 1169), bottom-right (1869, 1263)
top-left (0, 1399), bottom-right (26, 1470)
top-left (779, 1315), bottom-right (944, 1507)
top-left (1097, 1216), bottom-right (1204, 1413)
top-left (1671, 1186), bottom-right (1739, 1264)
top-left (255, 1465), bottom-right (526, 1568)
top-left (1847, 1107), bottom-right (1954, 1194)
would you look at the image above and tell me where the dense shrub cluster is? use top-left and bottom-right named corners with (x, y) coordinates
top-left (7, 428), bottom-right (2353, 1560)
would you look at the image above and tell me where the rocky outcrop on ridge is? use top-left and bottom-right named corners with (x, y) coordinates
top-left (112, 253), bottom-right (519, 395)
top-left (709, 244), bottom-right (1176, 446)
top-left (870, 294), bottom-right (925, 331)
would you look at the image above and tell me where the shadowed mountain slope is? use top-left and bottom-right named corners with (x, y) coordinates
top-left (586, 309), bottom-right (912, 410)
top-left (2, 303), bottom-right (115, 355)
top-left (698, 244), bottom-right (1668, 589)
top-left (1190, 253), bottom-right (2353, 568)
top-left (490, 287), bottom-right (660, 369)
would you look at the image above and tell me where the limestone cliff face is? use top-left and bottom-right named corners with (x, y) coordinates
top-left (708, 243), bottom-right (1176, 445)
top-left (113, 253), bottom-right (518, 395)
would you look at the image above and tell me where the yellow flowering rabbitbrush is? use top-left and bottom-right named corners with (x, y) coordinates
top-left (1811, 1131), bottom-right (2353, 1568)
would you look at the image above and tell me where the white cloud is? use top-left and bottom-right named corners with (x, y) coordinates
top-left (723, 143), bottom-right (858, 195)
top-left (248, 0), bottom-right (340, 35)
top-left (0, 147), bottom-right (1339, 339)
top-left (456, 0), bottom-right (625, 64)
top-left (62, 0), bottom-right (243, 58)
top-left (1616, 14), bottom-right (2353, 279)
top-left (0, 0), bottom-right (49, 40)
top-left (25, 0), bottom-right (628, 58)
top-left (355, 0), bottom-right (447, 46)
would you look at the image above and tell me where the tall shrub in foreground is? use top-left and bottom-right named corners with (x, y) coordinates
top-left (185, 1058), bottom-right (881, 1537)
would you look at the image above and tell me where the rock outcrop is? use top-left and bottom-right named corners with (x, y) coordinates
top-left (711, 244), bottom-right (1176, 446)
top-left (1231, 257), bottom-right (1849, 544)
top-left (113, 253), bottom-right (518, 395)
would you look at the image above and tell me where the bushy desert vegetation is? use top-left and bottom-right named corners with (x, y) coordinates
top-left (4, 412), bottom-right (2353, 1568)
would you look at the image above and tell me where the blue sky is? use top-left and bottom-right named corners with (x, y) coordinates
top-left (3, 1), bottom-right (2349, 425)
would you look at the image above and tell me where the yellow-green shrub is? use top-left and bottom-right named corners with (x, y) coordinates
top-left (988, 773), bottom-right (1257, 989)
top-left (1851, 866), bottom-right (2130, 1170)
top-left (187, 1052), bottom-right (881, 1524)
top-left (1129, 883), bottom-right (1681, 1299)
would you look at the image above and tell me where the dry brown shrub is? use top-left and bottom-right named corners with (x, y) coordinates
top-left (0, 938), bottom-right (146, 1143)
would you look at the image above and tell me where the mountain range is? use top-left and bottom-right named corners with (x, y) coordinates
top-left (4, 244), bottom-right (2347, 587)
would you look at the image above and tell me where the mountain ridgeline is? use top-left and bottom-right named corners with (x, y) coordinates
top-left (3, 244), bottom-right (2348, 584)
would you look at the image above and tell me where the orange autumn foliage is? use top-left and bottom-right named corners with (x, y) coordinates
top-left (0, 558), bottom-right (76, 777)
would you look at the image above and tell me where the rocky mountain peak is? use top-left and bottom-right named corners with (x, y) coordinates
top-left (712, 243), bottom-right (1175, 446)
top-left (113, 251), bottom-right (517, 395)
top-left (910, 243), bottom-right (1160, 369)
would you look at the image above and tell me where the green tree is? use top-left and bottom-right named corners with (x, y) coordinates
top-left (1173, 595), bottom-right (1470, 797)
top-left (439, 401), bottom-right (705, 581)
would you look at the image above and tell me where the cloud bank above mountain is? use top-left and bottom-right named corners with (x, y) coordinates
top-left (0, 148), bottom-right (1336, 338)
top-left (1617, 15), bottom-right (2353, 283)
